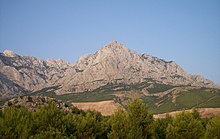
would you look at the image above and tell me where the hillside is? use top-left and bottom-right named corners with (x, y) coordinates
top-left (25, 84), bottom-right (219, 114)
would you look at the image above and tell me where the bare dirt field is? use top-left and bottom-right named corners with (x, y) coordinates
top-left (72, 100), bottom-right (122, 116)
top-left (153, 108), bottom-right (220, 119)
top-left (72, 100), bottom-right (220, 118)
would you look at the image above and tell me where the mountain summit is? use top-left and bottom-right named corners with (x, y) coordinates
top-left (0, 41), bottom-right (217, 99)
top-left (3, 50), bottom-right (18, 57)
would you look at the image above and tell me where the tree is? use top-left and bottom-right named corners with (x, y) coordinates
top-left (166, 111), bottom-right (204, 139)
top-left (154, 114), bottom-right (172, 139)
top-left (32, 101), bottom-right (67, 135)
top-left (108, 109), bottom-right (130, 139)
top-left (127, 99), bottom-right (155, 139)
top-left (75, 110), bottom-right (107, 138)
top-left (108, 99), bottom-right (154, 139)
top-left (0, 106), bottom-right (33, 139)
top-left (205, 116), bottom-right (220, 139)
top-left (191, 108), bottom-right (201, 120)
top-left (61, 113), bottom-right (78, 137)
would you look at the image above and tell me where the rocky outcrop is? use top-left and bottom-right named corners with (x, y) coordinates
top-left (2, 96), bottom-right (70, 111)
top-left (0, 41), bottom-right (217, 99)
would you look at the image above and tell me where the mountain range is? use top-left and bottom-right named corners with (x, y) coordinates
top-left (0, 41), bottom-right (217, 101)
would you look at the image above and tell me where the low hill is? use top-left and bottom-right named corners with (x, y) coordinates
top-left (3, 83), bottom-right (218, 115)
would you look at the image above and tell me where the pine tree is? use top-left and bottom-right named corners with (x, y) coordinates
top-left (205, 116), bottom-right (220, 139)
top-left (108, 109), bottom-right (130, 139)
top-left (127, 99), bottom-right (155, 139)
top-left (166, 111), bottom-right (204, 139)
top-left (154, 114), bottom-right (172, 139)
top-left (0, 106), bottom-right (33, 139)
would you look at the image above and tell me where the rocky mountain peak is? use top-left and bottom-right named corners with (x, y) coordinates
top-left (3, 50), bottom-right (18, 57)
top-left (98, 40), bottom-right (132, 55)
top-left (106, 40), bottom-right (120, 46)
top-left (74, 41), bottom-right (138, 71)
top-left (0, 41), bottom-right (218, 99)
top-left (93, 41), bottom-right (140, 67)
top-left (76, 41), bottom-right (129, 66)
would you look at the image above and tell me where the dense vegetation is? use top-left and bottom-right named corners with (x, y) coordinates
top-left (0, 99), bottom-right (220, 139)
top-left (147, 83), bottom-right (175, 94)
top-left (143, 89), bottom-right (220, 113)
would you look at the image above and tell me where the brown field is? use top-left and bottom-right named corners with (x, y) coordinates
top-left (153, 108), bottom-right (220, 119)
top-left (72, 100), bottom-right (122, 116)
top-left (72, 100), bottom-right (220, 118)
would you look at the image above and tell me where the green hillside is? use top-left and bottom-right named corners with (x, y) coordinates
top-left (143, 88), bottom-right (220, 113)
top-left (25, 83), bottom-right (220, 114)
top-left (1, 83), bottom-right (220, 114)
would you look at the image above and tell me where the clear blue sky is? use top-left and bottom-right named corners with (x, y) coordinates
top-left (0, 0), bottom-right (220, 83)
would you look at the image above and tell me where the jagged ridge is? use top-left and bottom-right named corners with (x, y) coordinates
top-left (0, 41), bottom-right (216, 99)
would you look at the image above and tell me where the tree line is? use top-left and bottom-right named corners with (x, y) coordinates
top-left (0, 99), bottom-right (220, 139)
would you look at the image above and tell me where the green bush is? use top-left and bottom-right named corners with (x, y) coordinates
top-left (0, 99), bottom-right (219, 139)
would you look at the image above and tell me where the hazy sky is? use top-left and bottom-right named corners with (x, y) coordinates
top-left (0, 0), bottom-right (220, 83)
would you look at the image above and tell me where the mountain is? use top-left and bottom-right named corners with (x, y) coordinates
top-left (0, 50), bottom-right (72, 99)
top-left (0, 41), bottom-right (217, 100)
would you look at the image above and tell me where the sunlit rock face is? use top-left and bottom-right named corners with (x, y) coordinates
top-left (0, 41), bottom-right (216, 98)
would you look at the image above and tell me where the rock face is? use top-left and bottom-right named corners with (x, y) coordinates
top-left (0, 50), bottom-right (73, 99)
top-left (0, 41), bottom-right (217, 99)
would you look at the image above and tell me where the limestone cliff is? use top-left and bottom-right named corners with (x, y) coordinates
top-left (0, 41), bottom-right (216, 99)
